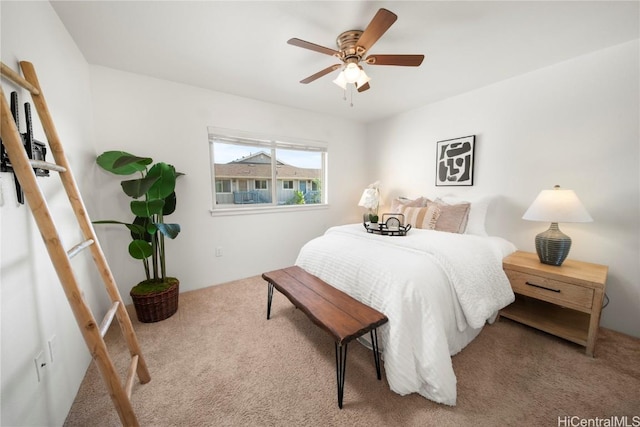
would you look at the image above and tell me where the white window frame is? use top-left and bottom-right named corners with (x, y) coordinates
top-left (282, 180), bottom-right (294, 190)
top-left (208, 127), bottom-right (328, 215)
top-left (216, 179), bottom-right (231, 193)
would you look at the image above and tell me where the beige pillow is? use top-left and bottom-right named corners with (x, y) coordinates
top-left (400, 205), bottom-right (441, 230)
top-left (391, 196), bottom-right (430, 213)
top-left (438, 195), bottom-right (493, 236)
top-left (431, 200), bottom-right (470, 233)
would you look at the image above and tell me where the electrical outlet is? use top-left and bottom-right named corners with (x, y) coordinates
top-left (48, 335), bottom-right (57, 364)
top-left (215, 247), bottom-right (223, 257)
top-left (34, 351), bottom-right (46, 382)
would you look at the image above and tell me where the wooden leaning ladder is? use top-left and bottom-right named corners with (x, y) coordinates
top-left (0, 61), bottom-right (149, 426)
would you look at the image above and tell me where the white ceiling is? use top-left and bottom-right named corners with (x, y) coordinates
top-left (51, 1), bottom-right (639, 123)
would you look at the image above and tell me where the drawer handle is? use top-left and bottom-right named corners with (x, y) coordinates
top-left (525, 281), bottom-right (561, 293)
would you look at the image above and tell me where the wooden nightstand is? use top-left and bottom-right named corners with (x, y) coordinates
top-left (500, 251), bottom-right (608, 356)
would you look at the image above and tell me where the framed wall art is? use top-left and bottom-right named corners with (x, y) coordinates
top-left (436, 135), bottom-right (475, 186)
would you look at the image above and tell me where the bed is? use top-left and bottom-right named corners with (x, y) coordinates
top-left (294, 197), bottom-right (516, 405)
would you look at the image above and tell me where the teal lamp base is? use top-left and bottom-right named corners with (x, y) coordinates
top-left (535, 222), bottom-right (571, 266)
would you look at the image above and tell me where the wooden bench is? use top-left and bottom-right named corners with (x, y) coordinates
top-left (262, 266), bottom-right (388, 409)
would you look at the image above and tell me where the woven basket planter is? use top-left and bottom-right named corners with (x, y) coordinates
top-left (130, 278), bottom-right (179, 323)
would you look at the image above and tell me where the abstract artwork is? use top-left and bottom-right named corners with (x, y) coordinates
top-left (436, 135), bottom-right (475, 186)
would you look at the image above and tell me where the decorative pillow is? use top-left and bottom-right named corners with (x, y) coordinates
top-left (431, 200), bottom-right (470, 234)
top-left (390, 196), bottom-right (430, 213)
top-left (438, 195), bottom-right (494, 236)
top-left (400, 204), bottom-right (440, 230)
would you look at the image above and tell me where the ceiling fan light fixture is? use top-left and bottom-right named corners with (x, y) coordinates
top-left (332, 71), bottom-right (347, 90)
top-left (343, 62), bottom-right (361, 83)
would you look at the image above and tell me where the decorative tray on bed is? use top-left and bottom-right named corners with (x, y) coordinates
top-left (364, 213), bottom-right (412, 236)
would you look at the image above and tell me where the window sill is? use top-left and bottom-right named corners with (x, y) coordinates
top-left (209, 203), bottom-right (329, 217)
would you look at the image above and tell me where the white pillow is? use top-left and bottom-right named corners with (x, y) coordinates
top-left (437, 195), bottom-right (494, 236)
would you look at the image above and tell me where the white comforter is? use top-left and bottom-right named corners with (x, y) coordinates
top-left (295, 224), bottom-right (516, 405)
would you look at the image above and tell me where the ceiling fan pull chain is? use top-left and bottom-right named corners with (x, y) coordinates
top-left (350, 86), bottom-right (354, 108)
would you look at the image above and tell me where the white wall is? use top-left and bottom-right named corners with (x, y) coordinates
top-left (88, 66), bottom-right (367, 302)
top-left (1, 3), bottom-right (367, 424)
top-left (0, 2), bottom-right (109, 425)
top-left (366, 40), bottom-right (640, 338)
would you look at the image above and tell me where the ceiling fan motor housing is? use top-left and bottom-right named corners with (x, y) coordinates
top-left (336, 30), bottom-right (365, 62)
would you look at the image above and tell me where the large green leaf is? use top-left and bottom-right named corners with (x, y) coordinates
top-left (113, 154), bottom-right (153, 169)
top-left (97, 151), bottom-right (152, 175)
top-left (128, 240), bottom-right (153, 260)
top-left (146, 222), bottom-right (158, 235)
top-left (155, 223), bottom-right (180, 239)
top-left (130, 217), bottom-right (152, 241)
top-left (121, 175), bottom-right (159, 199)
top-left (130, 200), bottom-right (164, 218)
top-left (146, 163), bottom-right (176, 200)
top-left (163, 192), bottom-right (177, 215)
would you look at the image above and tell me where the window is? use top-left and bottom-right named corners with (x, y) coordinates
top-left (209, 127), bottom-right (327, 212)
top-left (216, 179), bottom-right (231, 193)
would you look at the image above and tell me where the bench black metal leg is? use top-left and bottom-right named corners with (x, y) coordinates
top-left (335, 342), bottom-right (348, 409)
top-left (266, 282), bottom-right (274, 320)
top-left (371, 328), bottom-right (382, 380)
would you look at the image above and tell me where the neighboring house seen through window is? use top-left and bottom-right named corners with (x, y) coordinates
top-left (208, 127), bottom-right (327, 211)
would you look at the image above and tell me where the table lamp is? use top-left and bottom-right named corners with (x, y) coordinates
top-left (522, 185), bottom-right (593, 266)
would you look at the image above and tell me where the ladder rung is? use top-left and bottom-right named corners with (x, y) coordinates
top-left (0, 62), bottom-right (40, 95)
top-left (125, 355), bottom-right (139, 400)
top-left (67, 239), bottom-right (94, 259)
top-left (99, 301), bottom-right (120, 338)
top-left (29, 159), bottom-right (66, 172)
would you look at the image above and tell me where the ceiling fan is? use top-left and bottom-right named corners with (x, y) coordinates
top-left (288, 8), bottom-right (424, 93)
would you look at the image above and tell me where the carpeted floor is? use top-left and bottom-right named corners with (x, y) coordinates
top-left (65, 275), bottom-right (640, 426)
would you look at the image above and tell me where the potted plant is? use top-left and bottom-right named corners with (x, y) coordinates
top-left (94, 151), bottom-right (182, 323)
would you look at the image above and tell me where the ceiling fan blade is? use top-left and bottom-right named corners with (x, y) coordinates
top-left (357, 8), bottom-right (398, 52)
top-left (357, 82), bottom-right (371, 93)
top-left (287, 38), bottom-right (339, 56)
top-left (366, 54), bottom-right (425, 67)
top-left (300, 64), bottom-right (342, 84)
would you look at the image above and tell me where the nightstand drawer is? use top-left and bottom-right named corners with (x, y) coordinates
top-left (505, 269), bottom-right (594, 311)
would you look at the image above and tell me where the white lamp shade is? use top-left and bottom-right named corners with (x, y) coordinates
top-left (522, 186), bottom-right (593, 223)
top-left (344, 63), bottom-right (361, 83)
top-left (332, 71), bottom-right (347, 90)
top-left (358, 188), bottom-right (379, 209)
